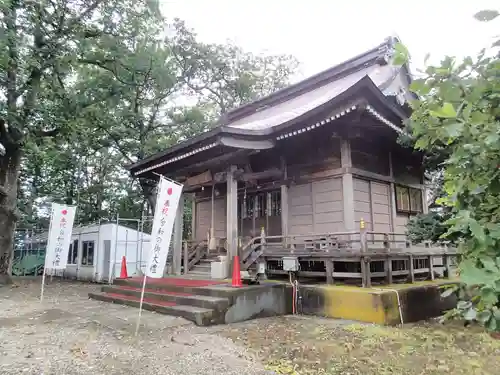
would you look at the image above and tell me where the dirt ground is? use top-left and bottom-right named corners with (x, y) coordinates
top-left (217, 313), bottom-right (500, 375)
top-left (0, 279), bottom-right (273, 375)
top-left (1, 280), bottom-right (500, 375)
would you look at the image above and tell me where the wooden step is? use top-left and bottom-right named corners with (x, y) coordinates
top-left (88, 292), bottom-right (221, 326)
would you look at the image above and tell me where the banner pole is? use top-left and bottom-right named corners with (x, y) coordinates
top-left (40, 266), bottom-right (47, 302)
top-left (134, 176), bottom-right (183, 336)
top-left (40, 202), bottom-right (77, 303)
top-left (151, 172), bottom-right (182, 186)
top-left (135, 274), bottom-right (148, 336)
top-left (41, 205), bottom-right (55, 302)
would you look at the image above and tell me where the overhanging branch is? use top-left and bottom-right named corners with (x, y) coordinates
top-left (34, 128), bottom-right (59, 137)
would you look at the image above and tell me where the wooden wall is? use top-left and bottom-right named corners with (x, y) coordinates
top-left (394, 214), bottom-right (410, 234)
top-left (285, 135), bottom-right (342, 181)
top-left (288, 177), bottom-right (344, 235)
top-left (351, 138), bottom-right (390, 176)
top-left (350, 137), bottom-right (424, 236)
top-left (189, 133), bottom-right (424, 244)
top-left (392, 144), bottom-right (423, 185)
top-left (353, 178), bottom-right (392, 233)
top-left (194, 197), bottom-right (227, 241)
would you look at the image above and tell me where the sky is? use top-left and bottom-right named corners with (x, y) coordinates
top-left (159, 0), bottom-right (499, 81)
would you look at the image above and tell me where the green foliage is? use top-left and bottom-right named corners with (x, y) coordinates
top-left (171, 19), bottom-right (299, 114)
top-left (406, 211), bottom-right (453, 244)
top-left (1, 3), bottom-right (298, 229)
top-left (396, 10), bottom-right (500, 330)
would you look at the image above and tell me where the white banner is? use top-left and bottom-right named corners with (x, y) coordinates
top-left (44, 203), bottom-right (77, 270)
top-left (146, 177), bottom-right (183, 278)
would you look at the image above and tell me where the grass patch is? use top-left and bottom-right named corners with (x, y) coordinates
top-left (220, 317), bottom-right (500, 375)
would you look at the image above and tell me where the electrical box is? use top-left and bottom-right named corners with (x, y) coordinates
top-left (257, 262), bottom-right (266, 274)
top-left (283, 256), bottom-right (299, 272)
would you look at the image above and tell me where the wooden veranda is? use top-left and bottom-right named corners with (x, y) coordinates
top-left (237, 222), bottom-right (457, 287)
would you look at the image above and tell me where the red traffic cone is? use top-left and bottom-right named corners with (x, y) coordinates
top-left (119, 256), bottom-right (128, 278)
top-left (231, 255), bottom-right (242, 288)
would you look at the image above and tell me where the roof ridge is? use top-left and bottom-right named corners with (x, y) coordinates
top-left (222, 36), bottom-right (397, 125)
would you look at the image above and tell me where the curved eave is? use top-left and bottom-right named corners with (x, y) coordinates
top-left (128, 76), bottom-right (411, 178)
top-left (272, 76), bottom-right (408, 138)
top-left (128, 130), bottom-right (276, 178)
top-left (360, 75), bottom-right (410, 121)
top-left (125, 127), bottom-right (222, 172)
top-left (126, 123), bottom-right (280, 175)
top-left (130, 140), bottom-right (221, 177)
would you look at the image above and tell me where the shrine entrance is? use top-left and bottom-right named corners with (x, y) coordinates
top-left (238, 189), bottom-right (282, 240)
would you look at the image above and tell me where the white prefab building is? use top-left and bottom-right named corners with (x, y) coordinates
top-left (27, 223), bottom-right (151, 282)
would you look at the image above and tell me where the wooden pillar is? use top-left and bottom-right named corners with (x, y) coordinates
top-left (252, 193), bottom-right (257, 236)
top-left (408, 254), bottom-right (415, 283)
top-left (342, 175), bottom-right (355, 230)
top-left (172, 194), bottom-right (184, 275)
top-left (191, 194), bottom-right (196, 241)
top-left (226, 165), bottom-right (238, 275)
top-left (388, 151), bottom-right (397, 234)
top-left (266, 192), bottom-right (271, 234)
top-left (385, 256), bottom-right (393, 284)
top-left (280, 156), bottom-right (289, 246)
top-left (208, 184), bottom-right (216, 251)
top-left (364, 257), bottom-right (372, 288)
top-left (428, 255), bottom-right (435, 280)
top-left (325, 259), bottom-right (334, 284)
top-left (368, 181), bottom-right (375, 244)
top-left (280, 184), bottom-right (289, 245)
top-left (444, 254), bottom-right (451, 278)
top-left (183, 241), bottom-right (189, 275)
top-left (389, 185), bottom-right (398, 233)
top-left (359, 218), bottom-right (370, 287)
top-left (422, 186), bottom-right (429, 214)
top-left (341, 139), bottom-right (355, 232)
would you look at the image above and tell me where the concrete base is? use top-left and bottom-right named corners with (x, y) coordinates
top-left (299, 280), bottom-right (458, 325)
top-left (215, 284), bottom-right (290, 323)
top-left (89, 277), bottom-right (290, 326)
top-left (89, 277), bottom-right (457, 327)
top-left (89, 291), bottom-right (217, 326)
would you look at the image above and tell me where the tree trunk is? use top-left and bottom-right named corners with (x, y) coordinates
top-left (139, 178), bottom-right (157, 215)
top-left (0, 148), bottom-right (21, 284)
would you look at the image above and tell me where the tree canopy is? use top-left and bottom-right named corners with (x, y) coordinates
top-left (0, 0), bottom-right (298, 278)
top-left (397, 9), bottom-right (500, 330)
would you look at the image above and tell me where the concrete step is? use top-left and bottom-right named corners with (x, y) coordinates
top-left (187, 271), bottom-right (212, 279)
top-left (199, 259), bottom-right (215, 264)
top-left (113, 278), bottom-right (228, 297)
top-left (184, 270), bottom-right (211, 275)
top-left (88, 291), bottom-right (221, 326)
top-left (192, 264), bottom-right (211, 272)
top-left (100, 286), bottom-right (230, 310)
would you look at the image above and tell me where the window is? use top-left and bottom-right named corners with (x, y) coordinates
top-left (255, 194), bottom-right (266, 217)
top-left (67, 240), bottom-right (78, 264)
top-left (395, 186), bottom-right (423, 214)
top-left (409, 188), bottom-right (423, 213)
top-left (81, 241), bottom-right (95, 266)
top-left (239, 191), bottom-right (282, 219)
top-left (269, 191), bottom-right (281, 216)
